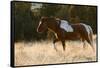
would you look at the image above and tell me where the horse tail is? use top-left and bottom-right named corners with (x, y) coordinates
top-left (88, 25), bottom-right (94, 49)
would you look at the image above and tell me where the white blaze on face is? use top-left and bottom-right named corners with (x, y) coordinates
top-left (37, 21), bottom-right (42, 32)
top-left (60, 20), bottom-right (73, 32)
top-left (39, 21), bottom-right (42, 26)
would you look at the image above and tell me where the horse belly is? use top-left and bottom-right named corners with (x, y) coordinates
top-left (65, 33), bottom-right (80, 40)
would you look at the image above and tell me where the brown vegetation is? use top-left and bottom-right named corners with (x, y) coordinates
top-left (15, 35), bottom-right (97, 66)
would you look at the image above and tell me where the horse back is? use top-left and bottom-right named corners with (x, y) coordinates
top-left (71, 23), bottom-right (86, 34)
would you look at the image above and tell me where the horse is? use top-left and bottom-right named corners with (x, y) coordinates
top-left (37, 17), bottom-right (94, 51)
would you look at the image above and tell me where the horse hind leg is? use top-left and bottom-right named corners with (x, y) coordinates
top-left (81, 33), bottom-right (92, 49)
top-left (87, 26), bottom-right (94, 51)
top-left (85, 34), bottom-right (94, 51)
top-left (82, 24), bottom-right (94, 51)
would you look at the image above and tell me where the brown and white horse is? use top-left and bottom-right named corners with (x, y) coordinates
top-left (37, 17), bottom-right (94, 51)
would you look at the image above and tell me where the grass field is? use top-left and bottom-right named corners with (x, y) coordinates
top-left (15, 35), bottom-right (97, 66)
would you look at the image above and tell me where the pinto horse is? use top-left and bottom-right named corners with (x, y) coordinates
top-left (37, 17), bottom-right (94, 51)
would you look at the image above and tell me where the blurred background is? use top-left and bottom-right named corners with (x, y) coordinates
top-left (11, 1), bottom-right (97, 66)
top-left (11, 1), bottom-right (97, 42)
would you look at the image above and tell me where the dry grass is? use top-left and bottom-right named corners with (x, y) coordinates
top-left (15, 35), bottom-right (97, 66)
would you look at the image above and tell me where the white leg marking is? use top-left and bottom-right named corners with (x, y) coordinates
top-left (52, 43), bottom-right (57, 51)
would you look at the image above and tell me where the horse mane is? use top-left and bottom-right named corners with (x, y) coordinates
top-left (41, 16), bottom-right (58, 21)
top-left (41, 17), bottom-right (59, 25)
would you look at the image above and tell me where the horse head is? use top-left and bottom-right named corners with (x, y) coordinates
top-left (37, 17), bottom-right (48, 33)
top-left (37, 17), bottom-right (59, 33)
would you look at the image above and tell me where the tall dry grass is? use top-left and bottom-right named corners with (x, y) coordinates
top-left (15, 35), bottom-right (97, 66)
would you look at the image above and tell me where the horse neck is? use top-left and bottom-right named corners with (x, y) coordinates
top-left (47, 21), bottom-right (59, 33)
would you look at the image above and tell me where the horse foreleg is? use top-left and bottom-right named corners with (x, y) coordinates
top-left (81, 38), bottom-right (86, 49)
top-left (53, 39), bottom-right (59, 51)
top-left (61, 40), bottom-right (66, 51)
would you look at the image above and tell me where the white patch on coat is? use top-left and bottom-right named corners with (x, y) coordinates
top-left (60, 20), bottom-right (73, 32)
top-left (80, 23), bottom-right (90, 34)
top-left (88, 25), bottom-right (93, 34)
